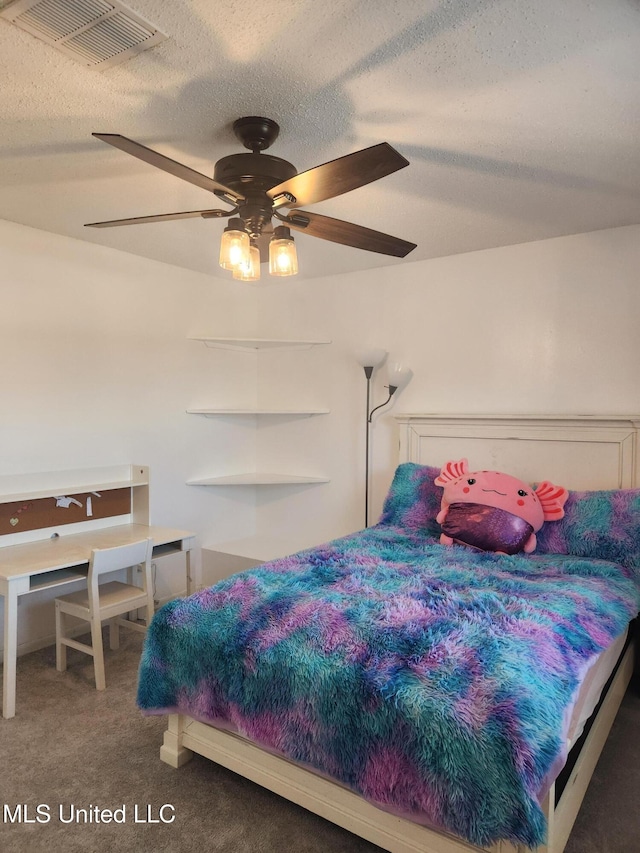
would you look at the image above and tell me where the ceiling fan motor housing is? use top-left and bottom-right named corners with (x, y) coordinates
top-left (213, 153), bottom-right (297, 191)
top-left (214, 152), bottom-right (298, 237)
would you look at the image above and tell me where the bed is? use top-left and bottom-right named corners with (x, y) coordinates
top-left (138, 414), bottom-right (640, 853)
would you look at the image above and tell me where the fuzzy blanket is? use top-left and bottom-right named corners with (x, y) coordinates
top-left (137, 526), bottom-right (639, 848)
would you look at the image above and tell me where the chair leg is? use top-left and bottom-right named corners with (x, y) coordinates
top-left (109, 618), bottom-right (120, 650)
top-left (90, 615), bottom-right (106, 691)
top-left (55, 602), bottom-right (67, 672)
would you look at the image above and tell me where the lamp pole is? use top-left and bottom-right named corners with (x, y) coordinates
top-left (363, 369), bottom-right (397, 528)
top-left (357, 350), bottom-right (407, 529)
top-left (364, 366), bottom-right (373, 528)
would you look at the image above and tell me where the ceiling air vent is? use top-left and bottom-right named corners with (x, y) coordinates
top-left (0, 0), bottom-right (168, 69)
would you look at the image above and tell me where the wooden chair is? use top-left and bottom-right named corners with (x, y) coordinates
top-left (55, 537), bottom-right (153, 690)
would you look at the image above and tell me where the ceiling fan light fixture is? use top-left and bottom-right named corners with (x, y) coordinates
top-left (219, 217), bottom-right (250, 270)
top-left (86, 119), bottom-right (416, 275)
top-left (269, 225), bottom-right (298, 277)
top-left (233, 241), bottom-right (261, 282)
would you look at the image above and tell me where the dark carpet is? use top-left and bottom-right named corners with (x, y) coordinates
top-left (1, 633), bottom-right (638, 853)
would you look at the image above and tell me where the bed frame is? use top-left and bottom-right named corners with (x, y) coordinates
top-left (160, 414), bottom-right (640, 853)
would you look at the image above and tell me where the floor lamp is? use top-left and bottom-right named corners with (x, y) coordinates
top-left (356, 351), bottom-right (412, 527)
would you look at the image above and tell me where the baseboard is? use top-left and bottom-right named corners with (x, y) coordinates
top-left (9, 593), bottom-right (183, 659)
top-left (14, 624), bottom-right (93, 658)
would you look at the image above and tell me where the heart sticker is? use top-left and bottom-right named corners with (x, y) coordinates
top-left (9, 517), bottom-right (19, 527)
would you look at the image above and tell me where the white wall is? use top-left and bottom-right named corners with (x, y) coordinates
top-left (0, 219), bottom-right (258, 652)
top-left (3, 220), bottom-right (639, 652)
top-left (253, 225), bottom-right (640, 543)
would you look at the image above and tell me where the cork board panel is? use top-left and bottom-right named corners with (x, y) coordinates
top-left (0, 489), bottom-right (131, 536)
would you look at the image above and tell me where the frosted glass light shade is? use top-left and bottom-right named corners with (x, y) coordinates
top-left (386, 361), bottom-right (413, 390)
top-left (233, 243), bottom-right (261, 281)
top-left (269, 226), bottom-right (298, 276)
top-left (219, 219), bottom-right (250, 270)
top-left (355, 348), bottom-right (387, 368)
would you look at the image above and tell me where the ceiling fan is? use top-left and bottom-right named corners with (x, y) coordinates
top-left (85, 117), bottom-right (417, 279)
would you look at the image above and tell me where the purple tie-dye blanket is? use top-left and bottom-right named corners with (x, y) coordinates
top-left (137, 526), bottom-right (639, 848)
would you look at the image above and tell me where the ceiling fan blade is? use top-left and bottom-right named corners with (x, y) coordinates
top-left (85, 209), bottom-right (233, 228)
top-left (283, 210), bottom-right (416, 258)
top-left (93, 133), bottom-right (244, 203)
top-left (267, 142), bottom-right (409, 208)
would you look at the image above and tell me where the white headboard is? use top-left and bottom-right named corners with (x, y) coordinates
top-left (395, 414), bottom-right (640, 490)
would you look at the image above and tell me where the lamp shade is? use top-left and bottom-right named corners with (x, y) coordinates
top-left (219, 218), bottom-right (250, 270)
top-left (355, 348), bottom-right (387, 369)
top-left (233, 242), bottom-right (261, 281)
top-left (269, 226), bottom-right (298, 276)
top-left (386, 360), bottom-right (413, 391)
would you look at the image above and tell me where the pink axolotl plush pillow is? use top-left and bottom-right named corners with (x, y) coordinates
top-left (434, 459), bottom-right (568, 555)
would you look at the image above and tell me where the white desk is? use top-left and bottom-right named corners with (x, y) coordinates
top-left (0, 523), bottom-right (195, 719)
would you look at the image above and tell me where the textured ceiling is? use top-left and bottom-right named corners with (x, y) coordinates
top-left (1, 0), bottom-right (639, 281)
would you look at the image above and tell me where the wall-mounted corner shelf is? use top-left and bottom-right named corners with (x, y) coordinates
top-left (188, 334), bottom-right (332, 494)
top-left (187, 473), bottom-right (330, 486)
top-left (188, 336), bottom-right (331, 351)
top-left (186, 408), bottom-right (330, 417)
